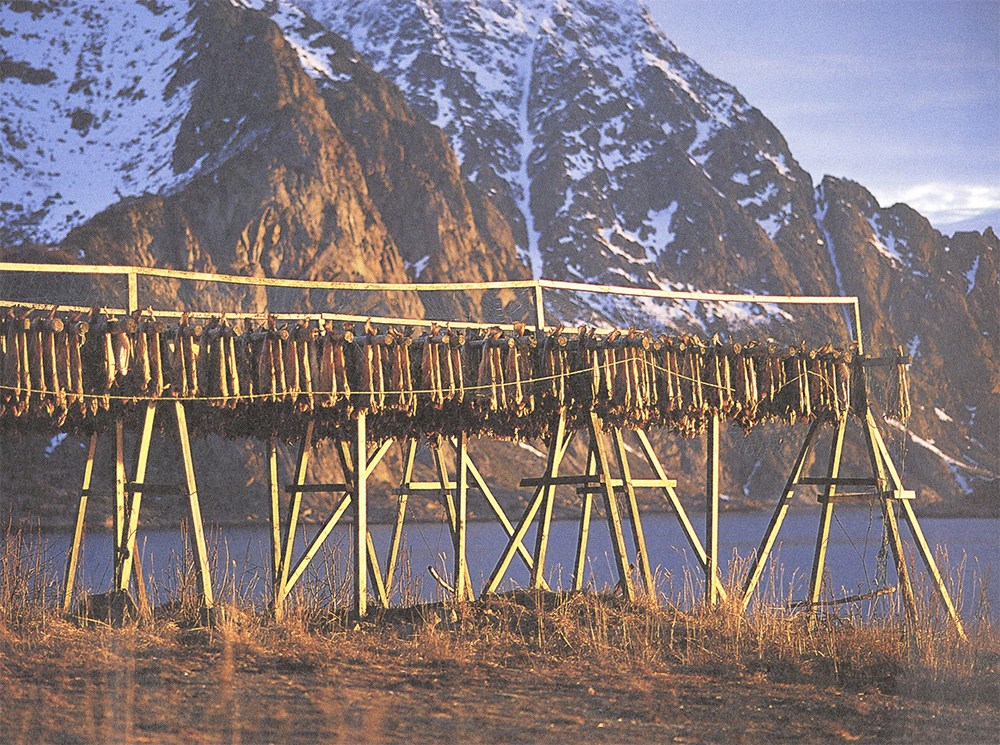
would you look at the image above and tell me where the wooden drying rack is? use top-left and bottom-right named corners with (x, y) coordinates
top-left (0, 262), bottom-right (964, 636)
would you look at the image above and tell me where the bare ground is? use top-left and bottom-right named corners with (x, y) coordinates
top-left (1, 600), bottom-right (998, 745)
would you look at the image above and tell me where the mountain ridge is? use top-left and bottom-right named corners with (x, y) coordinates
top-left (0, 0), bottom-right (995, 519)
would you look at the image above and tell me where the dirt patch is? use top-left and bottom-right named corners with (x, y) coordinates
top-left (1, 602), bottom-right (997, 744)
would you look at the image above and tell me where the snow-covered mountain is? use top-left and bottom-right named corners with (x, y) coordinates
top-left (0, 0), bottom-right (995, 512)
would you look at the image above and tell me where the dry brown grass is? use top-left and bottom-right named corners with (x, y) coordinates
top-left (1, 525), bottom-right (998, 743)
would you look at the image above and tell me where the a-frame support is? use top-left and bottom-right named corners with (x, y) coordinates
top-left (390, 435), bottom-right (546, 600)
top-left (485, 412), bottom-right (720, 603)
top-left (270, 412), bottom-right (389, 619)
top-left (740, 410), bottom-right (965, 638)
top-left (61, 401), bottom-right (215, 615)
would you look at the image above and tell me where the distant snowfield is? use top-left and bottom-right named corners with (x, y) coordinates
top-left (0, 0), bottom-right (196, 243)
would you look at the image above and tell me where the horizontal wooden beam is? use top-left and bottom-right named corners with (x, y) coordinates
top-left (521, 475), bottom-right (676, 489)
top-left (799, 477), bottom-right (880, 487)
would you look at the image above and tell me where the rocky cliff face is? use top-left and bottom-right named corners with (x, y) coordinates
top-left (0, 0), bottom-right (995, 520)
top-left (299, 0), bottom-right (998, 508)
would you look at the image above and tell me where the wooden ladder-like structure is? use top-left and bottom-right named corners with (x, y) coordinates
top-left (740, 408), bottom-right (966, 639)
top-left (61, 401), bottom-right (215, 615)
top-left (482, 409), bottom-right (728, 604)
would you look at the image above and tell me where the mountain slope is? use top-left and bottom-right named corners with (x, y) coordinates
top-left (0, 0), bottom-right (995, 513)
top-left (296, 0), bottom-right (998, 505)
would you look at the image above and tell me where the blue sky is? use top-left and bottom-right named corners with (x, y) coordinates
top-left (644, 0), bottom-right (1000, 233)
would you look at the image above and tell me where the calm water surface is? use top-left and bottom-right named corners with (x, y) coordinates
top-left (37, 509), bottom-right (1000, 618)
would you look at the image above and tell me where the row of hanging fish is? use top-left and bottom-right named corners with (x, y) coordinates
top-left (0, 307), bottom-right (888, 439)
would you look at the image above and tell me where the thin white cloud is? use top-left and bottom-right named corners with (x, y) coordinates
top-left (887, 183), bottom-right (1000, 226)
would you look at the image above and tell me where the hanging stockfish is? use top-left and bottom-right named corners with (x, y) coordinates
top-left (798, 345), bottom-right (813, 421)
top-left (385, 327), bottom-right (415, 415)
top-left (26, 315), bottom-right (48, 413)
top-left (447, 327), bottom-right (466, 404)
top-left (177, 314), bottom-right (203, 400)
top-left (506, 323), bottom-right (536, 416)
top-left (66, 317), bottom-right (87, 413)
top-left (39, 313), bottom-right (66, 418)
top-left (202, 318), bottom-right (231, 407)
top-left (568, 327), bottom-right (599, 406)
top-left (539, 328), bottom-right (568, 409)
top-left (834, 349), bottom-right (852, 418)
top-left (806, 347), bottom-right (825, 420)
top-left (81, 310), bottom-right (116, 411)
top-left (291, 322), bottom-right (318, 412)
top-left (111, 316), bottom-right (135, 390)
top-left (225, 322), bottom-right (242, 407)
top-left (471, 327), bottom-right (504, 413)
top-left (316, 322), bottom-right (353, 408)
top-left (418, 324), bottom-right (445, 409)
top-left (350, 320), bottom-right (393, 412)
top-left (141, 317), bottom-right (166, 399)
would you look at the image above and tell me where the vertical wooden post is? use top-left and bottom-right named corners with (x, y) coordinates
top-left (174, 400), bottom-right (214, 608)
top-left (808, 416), bottom-right (847, 609)
top-left (385, 439), bottom-right (416, 597)
top-left (572, 445), bottom-right (596, 591)
top-left (432, 439), bottom-right (474, 597)
top-left (268, 438), bottom-right (282, 598)
top-left (62, 431), bottom-right (98, 612)
top-left (634, 429), bottom-right (727, 602)
top-left (590, 412), bottom-right (634, 601)
top-left (454, 430), bottom-right (469, 602)
top-left (352, 411), bottom-right (368, 619)
top-left (705, 412), bottom-right (721, 605)
top-left (742, 419), bottom-right (822, 608)
top-left (612, 428), bottom-right (655, 599)
top-left (118, 402), bottom-right (157, 592)
top-left (533, 282), bottom-right (546, 331)
top-left (113, 419), bottom-right (126, 589)
top-left (126, 271), bottom-right (138, 315)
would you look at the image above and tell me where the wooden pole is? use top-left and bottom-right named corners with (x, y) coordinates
top-left (276, 419), bottom-right (313, 614)
top-left (741, 419), bottom-right (823, 608)
top-left (431, 439), bottom-right (474, 598)
top-left (634, 429), bottom-right (727, 602)
top-left (590, 412), bottom-right (634, 602)
top-left (268, 439), bottom-right (281, 600)
top-left (533, 282), bottom-right (546, 330)
top-left (612, 428), bottom-right (655, 599)
top-left (352, 411), bottom-right (368, 619)
top-left (807, 416), bottom-right (847, 609)
top-left (174, 400), bottom-right (214, 608)
top-left (113, 419), bottom-right (126, 590)
top-left (464, 454), bottom-right (541, 577)
top-left (483, 410), bottom-right (568, 595)
top-left (531, 410), bottom-right (568, 589)
top-left (62, 430), bottom-right (98, 612)
top-left (284, 495), bottom-right (351, 592)
top-left (118, 401), bottom-right (157, 592)
top-left (862, 414), bottom-right (917, 621)
top-left (454, 430), bottom-right (469, 602)
top-left (705, 412), bottom-right (721, 605)
top-left (572, 445), bottom-right (596, 591)
top-left (384, 439), bottom-right (417, 597)
top-left (866, 411), bottom-right (965, 638)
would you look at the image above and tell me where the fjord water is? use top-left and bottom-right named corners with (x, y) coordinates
top-left (41, 510), bottom-right (999, 618)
